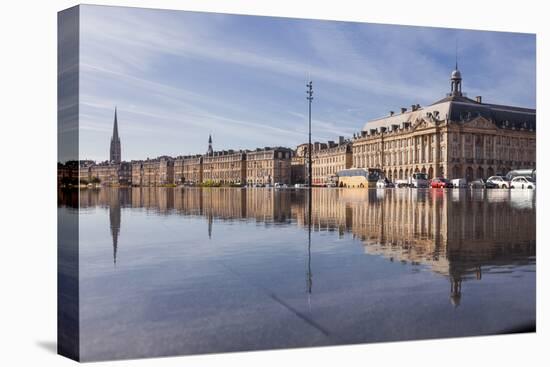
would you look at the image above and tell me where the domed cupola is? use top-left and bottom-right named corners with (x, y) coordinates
top-left (450, 62), bottom-right (463, 96)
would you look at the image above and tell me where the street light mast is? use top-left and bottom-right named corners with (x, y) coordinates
top-left (306, 81), bottom-right (313, 187)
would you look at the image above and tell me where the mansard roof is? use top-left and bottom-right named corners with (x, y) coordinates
top-left (363, 66), bottom-right (535, 133)
top-left (363, 94), bottom-right (535, 133)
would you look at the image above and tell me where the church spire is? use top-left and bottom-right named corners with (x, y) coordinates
top-left (110, 107), bottom-right (121, 163)
top-left (207, 134), bottom-right (213, 156)
top-left (113, 106), bottom-right (119, 140)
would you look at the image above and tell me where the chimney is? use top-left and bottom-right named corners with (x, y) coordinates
top-left (476, 96), bottom-right (482, 103)
top-left (401, 107), bottom-right (407, 114)
top-left (390, 111), bottom-right (394, 116)
top-left (411, 105), bottom-right (417, 112)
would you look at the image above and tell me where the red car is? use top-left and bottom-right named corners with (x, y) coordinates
top-left (430, 177), bottom-right (451, 188)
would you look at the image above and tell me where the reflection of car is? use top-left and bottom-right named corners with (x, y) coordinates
top-left (469, 179), bottom-right (485, 189)
top-left (294, 183), bottom-right (306, 188)
top-left (486, 176), bottom-right (510, 189)
top-left (394, 179), bottom-right (409, 188)
top-left (376, 178), bottom-right (395, 188)
top-left (430, 177), bottom-right (451, 188)
top-left (510, 176), bottom-right (536, 189)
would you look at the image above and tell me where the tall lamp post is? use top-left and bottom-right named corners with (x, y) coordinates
top-left (306, 81), bottom-right (313, 187)
top-left (306, 80), bottom-right (314, 298)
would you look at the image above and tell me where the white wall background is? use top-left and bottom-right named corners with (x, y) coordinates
top-left (0, 1), bottom-right (547, 366)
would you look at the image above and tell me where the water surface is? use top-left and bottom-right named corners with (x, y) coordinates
top-left (60, 187), bottom-right (536, 361)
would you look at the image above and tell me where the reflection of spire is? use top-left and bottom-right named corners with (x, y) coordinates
top-left (109, 190), bottom-right (121, 266)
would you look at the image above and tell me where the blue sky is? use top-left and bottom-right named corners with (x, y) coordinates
top-left (79, 5), bottom-right (536, 162)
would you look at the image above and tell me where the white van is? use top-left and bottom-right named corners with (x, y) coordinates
top-left (409, 172), bottom-right (429, 188)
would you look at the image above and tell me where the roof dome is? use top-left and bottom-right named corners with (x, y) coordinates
top-left (451, 69), bottom-right (462, 79)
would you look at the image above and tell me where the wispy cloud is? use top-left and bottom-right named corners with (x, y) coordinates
top-left (78, 5), bottom-right (535, 161)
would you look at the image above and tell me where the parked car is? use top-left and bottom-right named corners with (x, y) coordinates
top-left (506, 169), bottom-right (536, 182)
top-left (294, 183), bottom-right (306, 188)
top-left (409, 172), bottom-right (429, 188)
top-left (469, 179), bottom-right (485, 189)
top-left (376, 177), bottom-right (395, 188)
top-left (430, 177), bottom-right (452, 188)
top-left (451, 178), bottom-right (468, 188)
top-left (510, 176), bottom-right (536, 189)
top-left (486, 175), bottom-right (510, 189)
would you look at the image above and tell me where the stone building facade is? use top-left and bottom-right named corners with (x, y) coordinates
top-left (131, 161), bottom-right (144, 186)
top-left (202, 150), bottom-right (246, 185)
top-left (141, 159), bottom-right (160, 186)
top-left (246, 147), bottom-right (292, 185)
top-left (131, 157), bottom-right (175, 186)
top-left (158, 157), bottom-right (175, 185)
top-left (182, 155), bottom-right (203, 185)
top-left (311, 138), bottom-right (353, 186)
top-left (352, 67), bottom-right (536, 181)
top-left (90, 162), bottom-right (131, 186)
top-left (291, 143), bottom-right (309, 185)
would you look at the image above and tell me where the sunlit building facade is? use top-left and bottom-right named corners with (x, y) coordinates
top-left (202, 150), bottom-right (247, 185)
top-left (246, 147), bottom-right (292, 185)
top-left (352, 67), bottom-right (536, 181)
top-left (311, 138), bottom-right (353, 186)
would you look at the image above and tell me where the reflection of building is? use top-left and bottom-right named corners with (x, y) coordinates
top-left (77, 187), bottom-right (535, 306)
top-left (352, 66), bottom-right (536, 181)
top-left (311, 137), bottom-right (352, 186)
top-left (350, 189), bottom-right (534, 305)
top-left (246, 147), bottom-right (292, 185)
top-left (77, 185), bottom-right (536, 307)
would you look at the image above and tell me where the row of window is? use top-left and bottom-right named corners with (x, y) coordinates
top-left (451, 133), bottom-right (535, 147)
top-left (354, 147), bottom-right (445, 166)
